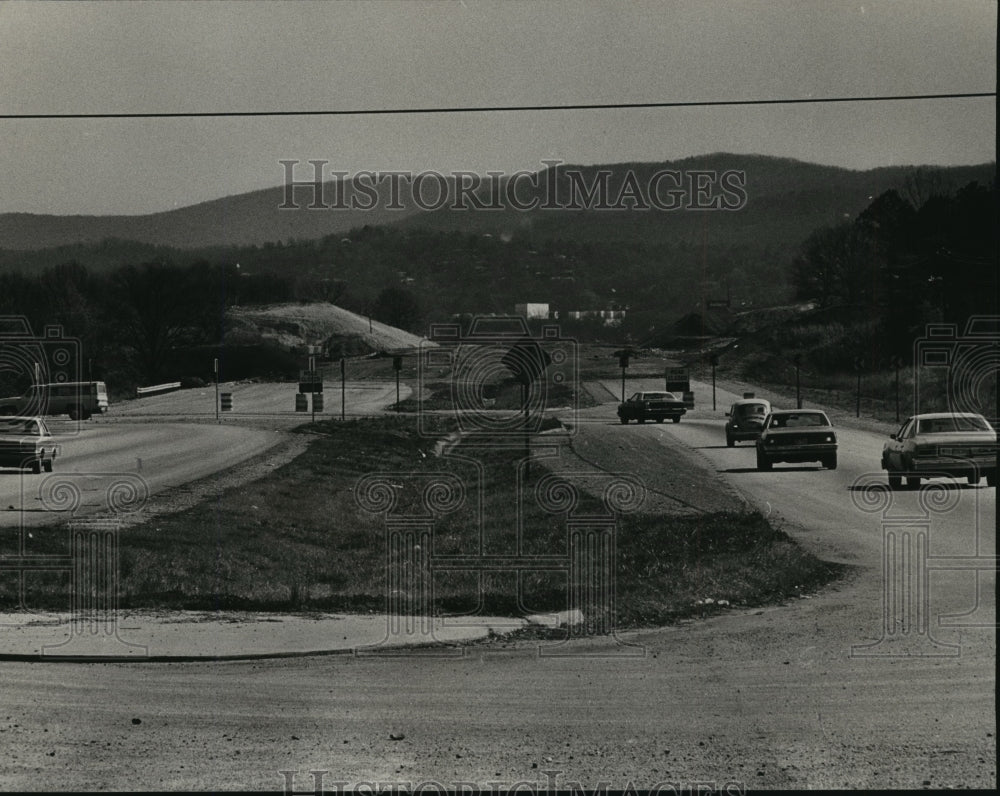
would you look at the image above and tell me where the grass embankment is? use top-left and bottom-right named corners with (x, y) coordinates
top-left (3, 415), bottom-right (842, 628)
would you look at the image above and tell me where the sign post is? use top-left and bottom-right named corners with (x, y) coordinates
top-left (298, 357), bottom-right (324, 423)
top-left (710, 354), bottom-right (719, 411)
top-left (618, 351), bottom-right (630, 402)
top-left (501, 337), bottom-right (552, 484)
top-left (665, 366), bottom-right (693, 408)
top-left (341, 358), bottom-right (346, 421)
top-left (854, 357), bottom-right (864, 418)
top-left (794, 354), bottom-right (801, 409)
top-left (393, 355), bottom-right (402, 411)
top-left (214, 357), bottom-right (219, 422)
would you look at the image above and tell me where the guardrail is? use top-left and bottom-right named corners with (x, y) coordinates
top-left (135, 381), bottom-right (182, 398)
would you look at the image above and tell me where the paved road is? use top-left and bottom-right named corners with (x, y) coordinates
top-left (0, 381), bottom-right (409, 528)
top-left (0, 380), bottom-right (993, 789)
top-left (110, 380), bottom-right (409, 421)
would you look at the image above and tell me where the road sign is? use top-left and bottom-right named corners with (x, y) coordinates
top-left (299, 370), bottom-right (323, 393)
top-left (501, 337), bottom-right (552, 385)
top-left (664, 367), bottom-right (690, 392)
top-left (220, 392), bottom-right (233, 412)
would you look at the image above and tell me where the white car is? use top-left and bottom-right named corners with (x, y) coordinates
top-left (882, 412), bottom-right (997, 488)
top-left (0, 416), bottom-right (58, 473)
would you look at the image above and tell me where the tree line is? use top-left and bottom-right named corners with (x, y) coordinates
top-left (791, 180), bottom-right (996, 355)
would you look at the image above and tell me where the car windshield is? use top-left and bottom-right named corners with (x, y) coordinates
top-left (737, 403), bottom-right (768, 417)
top-left (917, 416), bottom-right (992, 433)
top-left (0, 419), bottom-right (40, 436)
top-left (768, 412), bottom-right (829, 428)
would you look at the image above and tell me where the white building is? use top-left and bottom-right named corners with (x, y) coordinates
top-left (514, 302), bottom-right (551, 320)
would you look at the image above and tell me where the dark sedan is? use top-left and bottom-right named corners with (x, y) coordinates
top-left (618, 391), bottom-right (686, 424)
top-left (756, 409), bottom-right (837, 470)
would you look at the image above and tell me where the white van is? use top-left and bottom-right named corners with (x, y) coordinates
top-left (0, 381), bottom-right (108, 420)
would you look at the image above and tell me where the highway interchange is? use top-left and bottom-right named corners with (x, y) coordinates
top-left (0, 377), bottom-right (994, 789)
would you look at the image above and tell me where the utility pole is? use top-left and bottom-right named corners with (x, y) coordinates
top-left (710, 353), bottom-right (718, 411)
top-left (341, 358), bottom-right (346, 420)
top-left (794, 354), bottom-right (801, 409)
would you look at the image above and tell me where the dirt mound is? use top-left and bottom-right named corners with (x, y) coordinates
top-left (227, 302), bottom-right (433, 354)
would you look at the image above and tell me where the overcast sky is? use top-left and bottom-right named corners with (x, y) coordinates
top-left (0, 0), bottom-right (995, 216)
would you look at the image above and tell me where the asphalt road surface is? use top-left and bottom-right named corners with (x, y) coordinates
top-left (0, 381), bottom-right (408, 528)
top-left (0, 380), bottom-right (994, 789)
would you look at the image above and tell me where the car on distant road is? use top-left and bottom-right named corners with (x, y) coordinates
top-left (756, 409), bottom-right (837, 470)
top-left (618, 391), bottom-right (686, 424)
top-left (725, 395), bottom-right (771, 446)
top-left (881, 412), bottom-right (997, 488)
top-left (0, 416), bottom-right (58, 473)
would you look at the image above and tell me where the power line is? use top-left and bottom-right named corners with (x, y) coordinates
top-left (1, 92), bottom-right (994, 120)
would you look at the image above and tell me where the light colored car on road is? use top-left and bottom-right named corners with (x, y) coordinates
top-left (725, 396), bottom-right (771, 446)
top-left (881, 412), bottom-right (997, 488)
top-left (756, 409), bottom-right (837, 470)
top-left (0, 380), bottom-right (108, 420)
top-left (0, 416), bottom-right (58, 473)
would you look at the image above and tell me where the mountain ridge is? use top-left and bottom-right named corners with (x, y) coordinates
top-left (1, 154), bottom-right (993, 252)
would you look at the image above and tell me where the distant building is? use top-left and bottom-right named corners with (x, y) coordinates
top-left (514, 302), bottom-right (550, 320)
top-left (561, 308), bottom-right (627, 326)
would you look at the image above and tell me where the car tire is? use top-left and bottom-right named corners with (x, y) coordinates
top-left (656, 417), bottom-right (664, 423)
top-left (968, 473), bottom-right (982, 485)
top-left (987, 471), bottom-right (997, 487)
top-left (906, 476), bottom-right (921, 488)
top-left (43, 458), bottom-right (53, 473)
top-left (756, 450), bottom-right (772, 471)
top-left (619, 416), bottom-right (628, 425)
top-left (726, 435), bottom-right (734, 448)
top-left (672, 416), bottom-right (681, 423)
top-left (823, 453), bottom-right (838, 470)
top-left (638, 416), bottom-right (646, 424)
top-left (30, 459), bottom-right (42, 475)
top-left (887, 472), bottom-right (902, 489)
top-left (68, 407), bottom-right (80, 421)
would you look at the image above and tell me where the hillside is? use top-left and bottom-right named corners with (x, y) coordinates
top-left (0, 179), bottom-right (426, 251)
top-left (0, 155), bottom-right (992, 253)
top-left (226, 302), bottom-right (434, 356)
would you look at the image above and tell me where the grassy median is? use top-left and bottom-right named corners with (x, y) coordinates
top-left (2, 415), bottom-right (843, 628)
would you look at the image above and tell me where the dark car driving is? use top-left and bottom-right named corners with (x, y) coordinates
top-left (618, 391), bottom-right (687, 424)
top-left (725, 397), bottom-right (772, 446)
top-left (756, 409), bottom-right (837, 470)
